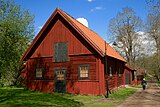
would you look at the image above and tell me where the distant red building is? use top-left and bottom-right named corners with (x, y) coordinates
top-left (136, 70), bottom-right (145, 84)
top-left (124, 65), bottom-right (136, 85)
top-left (20, 8), bottom-right (126, 95)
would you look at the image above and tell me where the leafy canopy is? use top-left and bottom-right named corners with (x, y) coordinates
top-left (0, 0), bottom-right (34, 86)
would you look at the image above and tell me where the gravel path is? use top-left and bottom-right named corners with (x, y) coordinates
top-left (117, 79), bottom-right (160, 107)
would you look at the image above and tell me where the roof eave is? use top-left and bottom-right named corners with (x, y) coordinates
top-left (20, 8), bottom-right (60, 61)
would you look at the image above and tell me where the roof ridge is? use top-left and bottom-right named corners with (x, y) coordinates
top-left (59, 8), bottom-right (104, 42)
top-left (58, 8), bottom-right (126, 62)
top-left (125, 64), bottom-right (135, 70)
top-left (21, 8), bottom-right (126, 62)
top-left (58, 8), bottom-right (105, 56)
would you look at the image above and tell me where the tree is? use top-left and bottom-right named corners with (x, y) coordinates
top-left (108, 7), bottom-right (143, 67)
top-left (0, 0), bottom-right (34, 86)
top-left (146, 0), bottom-right (160, 80)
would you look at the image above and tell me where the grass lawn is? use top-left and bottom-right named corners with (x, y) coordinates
top-left (0, 87), bottom-right (136, 107)
top-left (109, 88), bottom-right (136, 100)
top-left (0, 87), bottom-right (82, 107)
top-left (132, 84), bottom-right (142, 88)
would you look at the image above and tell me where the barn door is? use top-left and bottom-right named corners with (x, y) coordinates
top-left (125, 74), bottom-right (130, 84)
top-left (54, 69), bottom-right (66, 93)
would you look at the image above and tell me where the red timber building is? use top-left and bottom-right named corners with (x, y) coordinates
top-left (124, 65), bottom-right (136, 85)
top-left (21, 8), bottom-right (127, 95)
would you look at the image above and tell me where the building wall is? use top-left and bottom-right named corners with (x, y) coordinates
top-left (26, 55), bottom-right (104, 95)
top-left (124, 67), bottom-right (135, 85)
top-left (25, 16), bottom-right (104, 95)
top-left (23, 14), bottom-right (125, 95)
top-left (106, 57), bottom-right (125, 91)
top-left (137, 75), bottom-right (144, 85)
top-left (31, 17), bottom-right (93, 58)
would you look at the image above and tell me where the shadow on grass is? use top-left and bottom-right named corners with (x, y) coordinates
top-left (0, 88), bottom-right (83, 107)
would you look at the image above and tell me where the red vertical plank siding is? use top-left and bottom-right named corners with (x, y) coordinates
top-left (31, 19), bottom-right (92, 58)
top-left (26, 58), bottom-right (54, 92)
top-left (94, 58), bottom-right (105, 95)
top-left (107, 57), bottom-right (125, 91)
top-left (66, 55), bottom-right (100, 95)
top-left (23, 14), bottom-right (126, 95)
top-left (124, 67), bottom-right (135, 85)
top-left (96, 57), bottom-right (100, 94)
top-left (67, 81), bottom-right (99, 95)
top-left (107, 57), bottom-right (116, 89)
top-left (116, 61), bottom-right (125, 87)
top-left (25, 16), bottom-right (102, 95)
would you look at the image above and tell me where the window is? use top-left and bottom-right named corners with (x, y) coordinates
top-left (35, 67), bottom-right (44, 79)
top-left (109, 66), bottom-right (112, 77)
top-left (54, 42), bottom-right (68, 62)
top-left (56, 70), bottom-right (65, 80)
top-left (79, 65), bottom-right (89, 79)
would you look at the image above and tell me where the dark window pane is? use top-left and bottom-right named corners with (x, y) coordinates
top-left (54, 43), bottom-right (58, 62)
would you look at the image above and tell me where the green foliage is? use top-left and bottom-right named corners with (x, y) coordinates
top-left (145, 0), bottom-right (160, 79)
top-left (156, 79), bottom-right (160, 87)
top-left (0, 0), bottom-right (34, 86)
top-left (135, 54), bottom-right (160, 79)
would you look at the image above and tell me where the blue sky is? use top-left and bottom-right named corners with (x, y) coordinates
top-left (15, 0), bottom-right (148, 41)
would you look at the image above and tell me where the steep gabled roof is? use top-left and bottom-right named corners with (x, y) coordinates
top-left (21, 8), bottom-right (126, 62)
top-left (125, 65), bottom-right (136, 71)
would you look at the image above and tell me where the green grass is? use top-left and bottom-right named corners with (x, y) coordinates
top-left (62, 87), bottom-right (135, 107)
top-left (62, 94), bottom-right (114, 107)
top-left (0, 87), bottom-right (136, 107)
top-left (109, 88), bottom-right (136, 100)
top-left (132, 84), bottom-right (142, 88)
top-left (82, 102), bottom-right (114, 107)
top-left (0, 87), bottom-right (82, 107)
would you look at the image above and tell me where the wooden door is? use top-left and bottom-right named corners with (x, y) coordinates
top-left (125, 73), bottom-right (130, 84)
top-left (54, 69), bottom-right (66, 93)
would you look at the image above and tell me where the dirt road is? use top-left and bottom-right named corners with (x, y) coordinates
top-left (118, 80), bottom-right (160, 107)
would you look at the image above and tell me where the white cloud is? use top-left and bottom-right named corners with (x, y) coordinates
top-left (95, 7), bottom-right (103, 10)
top-left (111, 31), bottom-right (156, 58)
top-left (91, 6), bottom-right (105, 12)
top-left (136, 31), bottom-right (156, 55)
top-left (76, 18), bottom-right (89, 27)
top-left (88, 0), bottom-right (94, 2)
top-left (38, 26), bottom-right (43, 29)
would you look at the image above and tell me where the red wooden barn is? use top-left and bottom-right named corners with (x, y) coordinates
top-left (136, 70), bottom-right (145, 85)
top-left (21, 8), bottom-right (126, 95)
top-left (124, 65), bottom-right (136, 85)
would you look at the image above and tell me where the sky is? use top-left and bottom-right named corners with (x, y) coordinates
top-left (14, 0), bottom-right (148, 41)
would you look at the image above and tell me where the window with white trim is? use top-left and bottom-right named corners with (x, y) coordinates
top-left (78, 65), bottom-right (89, 79)
top-left (56, 70), bottom-right (65, 80)
top-left (35, 67), bottom-right (44, 79)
